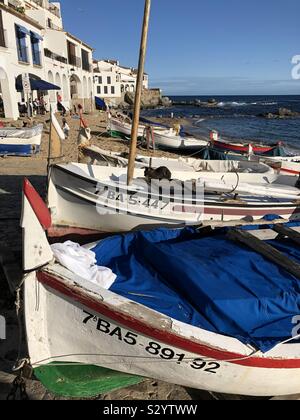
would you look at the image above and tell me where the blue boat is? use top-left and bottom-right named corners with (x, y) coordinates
top-left (0, 124), bottom-right (43, 156)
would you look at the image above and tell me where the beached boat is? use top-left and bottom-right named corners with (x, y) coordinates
top-left (210, 137), bottom-right (281, 155)
top-left (47, 162), bottom-right (300, 238)
top-left (108, 115), bottom-right (208, 152)
top-left (22, 180), bottom-right (300, 397)
top-left (0, 124), bottom-right (43, 156)
top-left (81, 145), bottom-right (276, 177)
top-left (109, 115), bottom-right (171, 139)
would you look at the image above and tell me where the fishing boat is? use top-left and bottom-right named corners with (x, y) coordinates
top-left (47, 162), bottom-right (300, 238)
top-left (0, 124), bottom-right (43, 156)
top-left (108, 114), bottom-right (171, 139)
top-left (261, 157), bottom-right (300, 176)
top-left (22, 179), bottom-right (300, 397)
top-left (210, 137), bottom-right (282, 155)
top-left (108, 114), bottom-right (208, 152)
top-left (81, 144), bottom-right (285, 184)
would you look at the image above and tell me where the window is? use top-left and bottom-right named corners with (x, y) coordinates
top-left (0, 11), bottom-right (6, 48)
top-left (15, 25), bottom-right (29, 63)
top-left (30, 32), bottom-right (42, 66)
top-left (104, 86), bottom-right (108, 95)
top-left (98, 76), bottom-right (102, 84)
top-left (107, 76), bottom-right (111, 85)
top-left (111, 86), bottom-right (115, 95)
top-left (97, 86), bottom-right (101, 94)
top-left (81, 49), bottom-right (90, 72)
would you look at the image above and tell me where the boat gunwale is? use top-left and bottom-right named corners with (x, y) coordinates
top-left (35, 267), bottom-right (300, 370)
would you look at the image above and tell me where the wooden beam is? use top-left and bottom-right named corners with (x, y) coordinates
top-left (228, 228), bottom-right (300, 280)
top-left (272, 224), bottom-right (300, 246)
top-left (127, 0), bottom-right (152, 185)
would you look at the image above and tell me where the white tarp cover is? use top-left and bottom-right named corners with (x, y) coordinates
top-left (0, 124), bottom-right (43, 139)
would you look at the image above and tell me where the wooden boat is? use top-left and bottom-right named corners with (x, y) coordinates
top-left (108, 114), bottom-right (171, 139)
top-left (0, 124), bottom-right (43, 156)
top-left (47, 163), bottom-right (300, 238)
top-left (108, 114), bottom-right (208, 152)
top-left (261, 157), bottom-right (300, 176)
top-left (81, 144), bottom-right (277, 181)
top-left (22, 180), bottom-right (300, 397)
top-left (211, 137), bottom-right (281, 155)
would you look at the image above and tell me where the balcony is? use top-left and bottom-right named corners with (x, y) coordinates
top-left (82, 62), bottom-right (92, 72)
top-left (17, 46), bottom-right (29, 64)
top-left (44, 48), bottom-right (68, 64)
top-left (68, 54), bottom-right (81, 68)
top-left (30, 0), bottom-right (61, 18)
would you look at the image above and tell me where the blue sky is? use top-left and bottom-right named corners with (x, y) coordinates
top-left (60, 0), bottom-right (300, 95)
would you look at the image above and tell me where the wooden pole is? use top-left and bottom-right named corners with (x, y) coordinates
top-left (127, 0), bottom-right (151, 185)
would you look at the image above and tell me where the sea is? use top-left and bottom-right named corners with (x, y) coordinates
top-left (142, 95), bottom-right (300, 152)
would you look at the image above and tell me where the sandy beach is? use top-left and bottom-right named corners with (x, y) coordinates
top-left (0, 111), bottom-right (211, 401)
top-left (0, 111), bottom-right (299, 401)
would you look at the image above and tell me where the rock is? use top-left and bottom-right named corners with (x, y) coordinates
top-left (258, 108), bottom-right (300, 119)
top-left (160, 97), bottom-right (172, 107)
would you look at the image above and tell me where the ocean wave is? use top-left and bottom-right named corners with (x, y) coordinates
top-left (217, 101), bottom-right (278, 108)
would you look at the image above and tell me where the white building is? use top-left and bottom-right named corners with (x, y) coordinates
top-left (93, 59), bottom-right (149, 106)
top-left (93, 60), bottom-right (121, 106)
top-left (0, 0), bottom-right (94, 119)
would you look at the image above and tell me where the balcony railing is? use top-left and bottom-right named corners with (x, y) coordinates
top-left (82, 62), bottom-right (92, 72)
top-left (44, 48), bottom-right (68, 64)
top-left (17, 46), bottom-right (29, 64)
top-left (68, 54), bottom-right (81, 68)
top-left (31, 0), bottom-right (61, 18)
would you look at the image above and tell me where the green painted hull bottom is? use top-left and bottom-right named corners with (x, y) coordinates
top-left (109, 130), bottom-right (130, 140)
top-left (108, 130), bottom-right (144, 141)
top-left (34, 363), bottom-right (144, 398)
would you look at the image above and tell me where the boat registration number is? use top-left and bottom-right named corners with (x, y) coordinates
top-left (82, 311), bottom-right (221, 374)
top-left (97, 188), bottom-right (171, 211)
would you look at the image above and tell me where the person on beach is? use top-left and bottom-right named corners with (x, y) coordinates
top-left (57, 92), bottom-right (66, 116)
top-left (62, 118), bottom-right (70, 139)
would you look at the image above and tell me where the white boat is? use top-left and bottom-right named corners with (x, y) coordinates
top-left (108, 115), bottom-right (208, 151)
top-left (47, 163), bottom-right (300, 238)
top-left (261, 157), bottom-right (300, 176)
top-left (21, 180), bottom-right (300, 397)
top-left (0, 124), bottom-right (43, 156)
top-left (109, 115), bottom-right (171, 139)
top-left (82, 145), bottom-right (279, 183)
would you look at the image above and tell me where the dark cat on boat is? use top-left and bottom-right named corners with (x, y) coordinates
top-left (144, 166), bottom-right (172, 181)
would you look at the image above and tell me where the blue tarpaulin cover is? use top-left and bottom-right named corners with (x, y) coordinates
top-left (95, 97), bottom-right (107, 110)
top-left (92, 226), bottom-right (300, 352)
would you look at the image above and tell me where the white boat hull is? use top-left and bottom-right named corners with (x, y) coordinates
top-left (48, 164), bottom-right (300, 234)
top-left (24, 268), bottom-right (300, 397)
top-left (0, 125), bottom-right (43, 156)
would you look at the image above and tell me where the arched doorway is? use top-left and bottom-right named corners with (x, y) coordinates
top-left (70, 74), bottom-right (82, 99)
top-left (88, 77), bottom-right (93, 98)
top-left (0, 64), bottom-right (19, 119)
top-left (83, 76), bottom-right (88, 98)
top-left (62, 74), bottom-right (69, 102)
top-left (48, 71), bottom-right (56, 103)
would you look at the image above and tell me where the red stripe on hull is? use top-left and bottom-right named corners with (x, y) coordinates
top-left (173, 206), bottom-right (300, 217)
top-left (281, 168), bottom-right (300, 175)
top-left (37, 271), bottom-right (300, 370)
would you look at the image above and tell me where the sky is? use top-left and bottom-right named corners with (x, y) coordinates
top-left (60, 0), bottom-right (300, 96)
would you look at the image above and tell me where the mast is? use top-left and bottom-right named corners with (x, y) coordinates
top-left (127, 0), bottom-right (152, 185)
